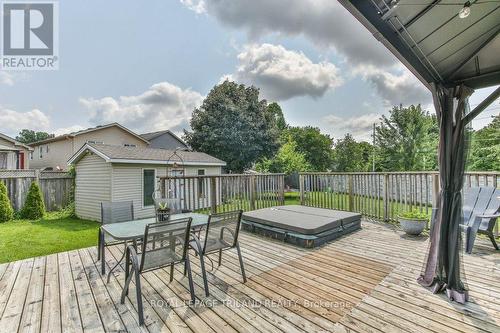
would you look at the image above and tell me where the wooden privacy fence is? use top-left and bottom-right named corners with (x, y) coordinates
top-left (299, 172), bottom-right (500, 223)
top-left (0, 170), bottom-right (73, 211)
top-left (158, 173), bottom-right (285, 214)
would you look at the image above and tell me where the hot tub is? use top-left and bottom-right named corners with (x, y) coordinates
top-left (242, 205), bottom-right (361, 248)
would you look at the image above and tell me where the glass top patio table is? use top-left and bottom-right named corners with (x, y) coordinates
top-left (101, 212), bottom-right (209, 240)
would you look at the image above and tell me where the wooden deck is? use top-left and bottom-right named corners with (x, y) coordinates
top-left (0, 220), bottom-right (499, 333)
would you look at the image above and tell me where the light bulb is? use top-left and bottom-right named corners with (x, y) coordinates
top-left (459, 1), bottom-right (471, 19)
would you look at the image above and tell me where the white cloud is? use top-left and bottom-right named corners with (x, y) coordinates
top-left (323, 113), bottom-right (381, 141)
top-left (180, 0), bottom-right (205, 14)
top-left (182, 0), bottom-right (395, 68)
top-left (182, 1), bottom-right (434, 108)
top-left (356, 65), bottom-right (432, 107)
top-left (0, 108), bottom-right (50, 135)
top-left (80, 82), bottom-right (204, 133)
top-left (52, 125), bottom-right (87, 136)
top-left (0, 72), bottom-right (15, 86)
top-left (228, 43), bottom-right (342, 101)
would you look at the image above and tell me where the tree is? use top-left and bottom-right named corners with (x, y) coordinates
top-left (16, 129), bottom-right (53, 144)
top-left (467, 114), bottom-right (500, 171)
top-left (255, 136), bottom-right (311, 174)
top-left (21, 181), bottom-right (45, 219)
top-left (265, 102), bottom-right (288, 134)
top-left (332, 134), bottom-right (373, 172)
top-left (284, 126), bottom-right (334, 171)
top-left (375, 104), bottom-right (438, 171)
top-left (184, 81), bottom-right (280, 172)
top-left (0, 182), bottom-right (14, 222)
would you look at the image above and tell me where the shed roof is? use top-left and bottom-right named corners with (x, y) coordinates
top-left (68, 143), bottom-right (226, 166)
top-left (339, 0), bottom-right (500, 89)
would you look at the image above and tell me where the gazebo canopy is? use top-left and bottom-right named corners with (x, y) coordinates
top-left (339, 0), bottom-right (500, 304)
top-left (340, 0), bottom-right (500, 90)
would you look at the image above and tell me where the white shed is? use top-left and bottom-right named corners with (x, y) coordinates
top-left (69, 143), bottom-right (226, 221)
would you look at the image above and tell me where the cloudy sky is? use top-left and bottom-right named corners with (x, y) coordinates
top-left (0, 0), bottom-right (498, 141)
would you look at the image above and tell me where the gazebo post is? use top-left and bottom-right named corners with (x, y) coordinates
top-left (418, 83), bottom-right (473, 303)
top-left (418, 84), bottom-right (500, 303)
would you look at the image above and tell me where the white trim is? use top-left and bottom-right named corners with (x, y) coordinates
top-left (142, 168), bottom-right (156, 208)
top-left (67, 143), bottom-right (111, 165)
top-left (109, 158), bottom-right (226, 166)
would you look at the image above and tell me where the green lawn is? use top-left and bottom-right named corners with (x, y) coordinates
top-left (0, 210), bottom-right (99, 264)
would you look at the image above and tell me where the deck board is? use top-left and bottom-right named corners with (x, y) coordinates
top-left (1, 220), bottom-right (499, 333)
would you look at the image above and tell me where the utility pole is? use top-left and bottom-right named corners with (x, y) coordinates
top-left (372, 123), bottom-right (376, 172)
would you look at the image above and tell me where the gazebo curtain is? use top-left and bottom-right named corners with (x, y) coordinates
top-left (418, 83), bottom-right (473, 304)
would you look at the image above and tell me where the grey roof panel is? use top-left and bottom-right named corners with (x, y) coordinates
top-left (87, 143), bottom-right (225, 165)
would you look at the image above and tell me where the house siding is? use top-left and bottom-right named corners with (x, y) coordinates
top-left (0, 137), bottom-right (31, 169)
top-left (75, 153), bottom-right (111, 221)
top-left (111, 164), bottom-right (222, 219)
top-left (148, 133), bottom-right (188, 150)
top-left (30, 125), bottom-right (148, 170)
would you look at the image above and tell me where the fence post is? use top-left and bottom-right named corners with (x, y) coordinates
top-left (210, 176), bottom-right (217, 214)
top-left (348, 174), bottom-right (354, 212)
top-left (299, 174), bottom-right (304, 205)
top-left (383, 173), bottom-right (389, 221)
top-left (279, 174), bottom-right (285, 205)
top-left (250, 175), bottom-right (256, 210)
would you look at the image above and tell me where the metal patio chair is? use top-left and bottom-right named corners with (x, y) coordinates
top-left (98, 201), bottom-right (134, 275)
top-left (121, 217), bottom-right (195, 326)
top-left (189, 210), bottom-right (246, 297)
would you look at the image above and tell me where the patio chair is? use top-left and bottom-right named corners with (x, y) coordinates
top-left (121, 217), bottom-right (195, 326)
top-left (189, 210), bottom-right (246, 297)
top-left (98, 201), bottom-right (134, 274)
top-left (463, 187), bottom-right (500, 253)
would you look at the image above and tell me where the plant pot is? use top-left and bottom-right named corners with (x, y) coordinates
top-left (398, 217), bottom-right (427, 236)
top-left (156, 209), bottom-right (170, 222)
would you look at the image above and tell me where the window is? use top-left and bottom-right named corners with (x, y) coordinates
top-left (87, 140), bottom-right (103, 144)
top-left (124, 143), bottom-right (136, 147)
top-left (30, 152), bottom-right (33, 160)
top-left (46, 145), bottom-right (49, 153)
top-left (143, 169), bottom-right (155, 207)
top-left (198, 169), bottom-right (205, 198)
top-left (39, 146), bottom-right (43, 159)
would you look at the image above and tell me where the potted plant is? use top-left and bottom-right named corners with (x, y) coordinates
top-left (156, 202), bottom-right (170, 222)
top-left (398, 209), bottom-right (429, 236)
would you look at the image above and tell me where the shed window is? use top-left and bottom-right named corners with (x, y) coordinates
top-left (143, 169), bottom-right (155, 207)
top-left (198, 169), bottom-right (205, 198)
top-left (39, 146), bottom-right (43, 158)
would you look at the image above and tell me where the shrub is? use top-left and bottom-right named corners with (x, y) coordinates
top-left (21, 181), bottom-right (45, 220)
top-left (0, 181), bottom-right (14, 222)
top-left (398, 209), bottom-right (429, 220)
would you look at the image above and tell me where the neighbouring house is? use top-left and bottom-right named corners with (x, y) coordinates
top-left (69, 143), bottom-right (226, 221)
top-left (29, 123), bottom-right (150, 170)
top-left (0, 133), bottom-right (33, 170)
top-left (140, 130), bottom-right (189, 150)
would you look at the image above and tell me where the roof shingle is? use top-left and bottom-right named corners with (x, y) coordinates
top-left (87, 143), bottom-right (225, 165)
